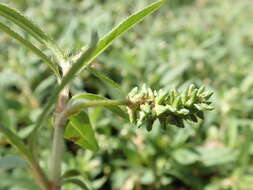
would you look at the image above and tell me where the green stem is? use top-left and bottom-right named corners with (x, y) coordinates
top-left (49, 124), bottom-right (65, 190)
top-left (31, 33), bottom-right (98, 134)
top-left (66, 99), bottom-right (130, 117)
top-left (49, 58), bottom-right (70, 190)
top-left (30, 160), bottom-right (50, 190)
top-left (49, 99), bottom-right (129, 190)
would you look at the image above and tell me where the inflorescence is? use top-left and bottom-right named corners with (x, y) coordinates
top-left (127, 84), bottom-right (214, 131)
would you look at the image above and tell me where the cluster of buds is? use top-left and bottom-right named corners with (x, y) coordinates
top-left (127, 84), bottom-right (214, 131)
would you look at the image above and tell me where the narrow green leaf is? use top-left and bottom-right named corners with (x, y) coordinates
top-left (88, 67), bottom-right (124, 96)
top-left (62, 169), bottom-right (81, 179)
top-left (79, 0), bottom-right (165, 70)
top-left (0, 125), bottom-right (33, 162)
top-left (64, 111), bottom-right (99, 151)
top-left (62, 178), bottom-right (90, 190)
top-left (32, 0), bottom-right (164, 142)
top-left (71, 93), bottom-right (129, 120)
top-left (0, 22), bottom-right (60, 79)
top-left (0, 155), bottom-right (29, 169)
top-left (0, 3), bottom-right (65, 62)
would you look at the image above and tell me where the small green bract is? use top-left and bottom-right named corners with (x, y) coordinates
top-left (127, 84), bottom-right (214, 131)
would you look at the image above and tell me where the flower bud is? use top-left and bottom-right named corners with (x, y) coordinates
top-left (127, 84), bottom-right (214, 131)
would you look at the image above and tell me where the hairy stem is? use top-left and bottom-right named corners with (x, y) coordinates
top-left (49, 60), bottom-right (70, 190)
top-left (49, 125), bottom-right (65, 190)
top-left (48, 99), bottom-right (129, 189)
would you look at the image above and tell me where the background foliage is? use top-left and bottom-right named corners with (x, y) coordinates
top-left (0, 0), bottom-right (253, 189)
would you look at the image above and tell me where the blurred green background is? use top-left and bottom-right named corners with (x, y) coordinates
top-left (0, 0), bottom-right (253, 189)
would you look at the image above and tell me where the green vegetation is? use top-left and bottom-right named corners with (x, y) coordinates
top-left (0, 0), bottom-right (253, 190)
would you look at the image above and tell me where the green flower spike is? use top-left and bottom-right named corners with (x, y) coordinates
top-left (127, 84), bottom-right (214, 131)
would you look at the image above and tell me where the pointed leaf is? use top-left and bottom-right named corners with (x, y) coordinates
top-left (78, 0), bottom-right (166, 70)
top-left (71, 93), bottom-right (128, 120)
top-left (64, 111), bottom-right (99, 151)
top-left (32, 0), bottom-right (165, 137)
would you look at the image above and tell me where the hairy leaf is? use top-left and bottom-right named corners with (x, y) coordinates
top-left (79, 0), bottom-right (166, 70)
top-left (0, 22), bottom-right (60, 78)
top-left (0, 3), bottom-right (64, 62)
top-left (31, 1), bottom-right (164, 154)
